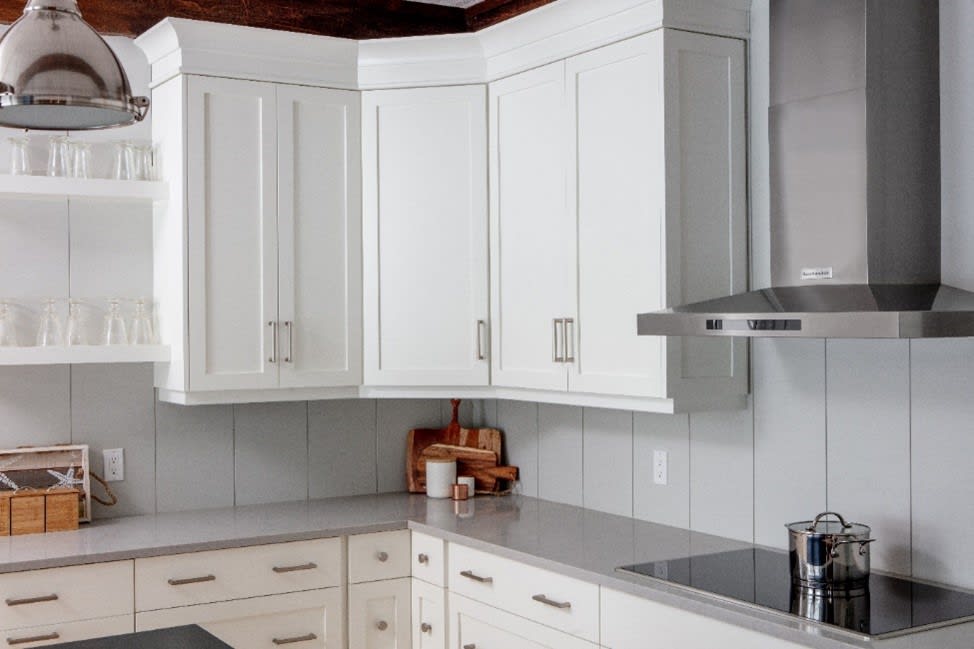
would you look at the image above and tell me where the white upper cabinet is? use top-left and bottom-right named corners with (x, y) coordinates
top-left (186, 76), bottom-right (279, 392)
top-left (487, 29), bottom-right (748, 408)
top-left (277, 85), bottom-right (363, 389)
top-left (153, 75), bottom-right (362, 403)
top-left (489, 62), bottom-right (574, 392)
top-left (362, 85), bottom-right (489, 387)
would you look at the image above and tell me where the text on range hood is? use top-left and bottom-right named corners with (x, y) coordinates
top-left (636, 0), bottom-right (974, 339)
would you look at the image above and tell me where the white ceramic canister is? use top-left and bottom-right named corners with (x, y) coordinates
top-left (426, 459), bottom-right (457, 499)
top-left (457, 475), bottom-right (476, 496)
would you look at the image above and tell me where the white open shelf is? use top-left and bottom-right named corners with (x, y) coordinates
top-left (0, 175), bottom-right (168, 202)
top-left (0, 345), bottom-right (170, 365)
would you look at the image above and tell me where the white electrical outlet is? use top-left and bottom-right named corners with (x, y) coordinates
top-left (653, 450), bottom-right (668, 485)
top-left (103, 448), bottom-right (124, 482)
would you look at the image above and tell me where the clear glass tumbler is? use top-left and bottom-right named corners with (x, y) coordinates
top-left (47, 135), bottom-right (70, 177)
top-left (71, 142), bottom-right (92, 179)
top-left (36, 299), bottom-right (63, 347)
top-left (136, 144), bottom-right (155, 180)
top-left (103, 299), bottom-right (127, 345)
top-left (111, 141), bottom-right (134, 180)
top-left (8, 136), bottom-right (30, 176)
top-left (129, 298), bottom-right (154, 345)
top-left (65, 299), bottom-right (88, 346)
top-left (0, 302), bottom-right (18, 347)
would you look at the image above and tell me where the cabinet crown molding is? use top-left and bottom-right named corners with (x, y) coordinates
top-left (135, 0), bottom-right (749, 89)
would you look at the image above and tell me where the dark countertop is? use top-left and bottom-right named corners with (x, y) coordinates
top-left (0, 493), bottom-right (966, 649)
top-left (51, 626), bottom-right (231, 649)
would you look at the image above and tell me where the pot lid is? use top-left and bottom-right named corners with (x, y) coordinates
top-left (786, 511), bottom-right (871, 537)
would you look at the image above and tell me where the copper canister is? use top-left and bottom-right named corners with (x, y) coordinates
top-left (451, 483), bottom-right (469, 501)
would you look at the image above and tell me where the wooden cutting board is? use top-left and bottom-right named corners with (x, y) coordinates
top-left (407, 399), bottom-right (514, 493)
top-left (419, 443), bottom-right (518, 492)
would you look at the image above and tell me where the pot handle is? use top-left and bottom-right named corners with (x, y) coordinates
top-left (828, 538), bottom-right (876, 558)
top-left (806, 511), bottom-right (852, 532)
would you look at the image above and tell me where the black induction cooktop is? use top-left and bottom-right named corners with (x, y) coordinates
top-left (618, 549), bottom-right (974, 639)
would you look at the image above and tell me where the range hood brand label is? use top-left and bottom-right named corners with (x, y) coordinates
top-left (801, 267), bottom-right (834, 280)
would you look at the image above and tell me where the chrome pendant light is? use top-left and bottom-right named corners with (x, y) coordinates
top-left (0, 0), bottom-right (149, 130)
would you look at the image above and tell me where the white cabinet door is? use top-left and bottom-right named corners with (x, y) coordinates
top-left (449, 593), bottom-right (595, 649)
top-left (411, 578), bottom-right (445, 649)
top-left (488, 62), bottom-right (574, 392)
top-left (601, 588), bottom-right (805, 649)
top-left (278, 85), bottom-right (363, 389)
top-left (349, 578), bottom-right (412, 649)
top-left (565, 32), bottom-right (666, 398)
top-left (362, 85), bottom-right (489, 387)
top-left (187, 76), bottom-right (279, 391)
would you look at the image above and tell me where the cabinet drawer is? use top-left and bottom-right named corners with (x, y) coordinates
top-left (411, 578), bottom-right (445, 649)
top-left (0, 562), bottom-right (133, 630)
top-left (448, 543), bottom-right (598, 643)
top-left (135, 538), bottom-right (342, 611)
top-left (450, 593), bottom-right (597, 649)
top-left (348, 530), bottom-right (410, 584)
top-left (137, 588), bottom-right (343, 649)
top-left (2, 614), bottom-right (132, 648)
top-left (411, 531), bottom-right (446, 587)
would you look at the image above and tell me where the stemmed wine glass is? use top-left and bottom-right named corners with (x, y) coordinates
top-left (129, 298), bottom-right (154, 345)
top-left (66, 300), bottom-right (88, 346)
top-left (102, 299), bottom-right (128, 345)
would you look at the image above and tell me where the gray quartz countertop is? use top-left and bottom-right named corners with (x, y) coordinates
top-left (0, 493), bottom-right (966, 649)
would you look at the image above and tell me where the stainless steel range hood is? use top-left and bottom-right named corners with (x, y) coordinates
top-left (638, 0), bottom-right (974, 339)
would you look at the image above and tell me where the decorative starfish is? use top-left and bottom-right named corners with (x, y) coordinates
top-left (47, 468), bottom-right (83, 490)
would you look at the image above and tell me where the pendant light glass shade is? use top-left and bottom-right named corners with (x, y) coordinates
top-left (0, 0), bottom-right (149, 130)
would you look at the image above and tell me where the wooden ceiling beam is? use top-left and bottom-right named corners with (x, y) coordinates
top-left (0, 0), bottom-right (558, 39)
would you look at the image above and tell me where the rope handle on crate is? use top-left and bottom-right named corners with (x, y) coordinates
top-left (88, 471), bottom-right (118, 507)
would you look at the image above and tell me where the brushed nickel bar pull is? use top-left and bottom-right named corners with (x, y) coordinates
top-left (272, 562), bottom-right (317, 573)
top-left (272, 633), bottom-right (317, 645)
top-left (167, 575), bottom-right (216, 586)
top-left (268, 321), bottom-right (278, 363)
top-left (476, 320), bottom-right (487, 360)
top-left (564, 318), bottom-right (575, 363)
top-left (460, 570), bottom-right (493, 584)
top-left (532, 593), bottom-right (572, 609)
top-left (552, 319), bottom-right (564, 362)
top-left (463, 644), bottom-right (476, 649)
top-left (284, 320), bottom-right (293, 363)
top-left (5, 594), bottom-right (57, 607)
top-left (7, 633), bottom-right (59, 646)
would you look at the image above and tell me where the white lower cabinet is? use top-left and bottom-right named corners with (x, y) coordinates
top-left (449, 593), bottom-right (596, 649)
top-left (600, 588), bottom-right (808, 649)
top-left (2, 616), bottom-right (133, 647)
top-left (411, 578), bottom-right (445, 649)
top-left (137, 589), bottom-right (343, 649)
top-left (349, 578), bottom-right (412, 649)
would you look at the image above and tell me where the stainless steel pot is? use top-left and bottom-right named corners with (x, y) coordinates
top-left (789, 582), bottom-right (870, 633)
top-left (786, 511), bottom-right (875, 586)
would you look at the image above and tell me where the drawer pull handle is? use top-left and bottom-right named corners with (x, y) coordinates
top-left (5, 595), bottom-right (58, 607)
top-left (272, 562), bottom-right (317, 573)
top-left (420, 623), bottom-right (432, 634)
top-left (417, 553), bottom-right (429, 565)
top-left (460, 570), bottom-right (493, 584)
top-left (272, 633), bottom-right (317, 645)
top-left (376, 551), bottom-right (389, 562)
top-left (168, 575), bottom-right (216, 586)
top-left (463, 645), bottom-right (476, 649)
top-left (532, 593), bottom-right (572, 609)
top-left (376, 620), bottom-right (388, 631)
top-left (7, 633), bottom-right (59, 646)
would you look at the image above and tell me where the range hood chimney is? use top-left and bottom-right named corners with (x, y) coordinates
top-left (638, 0), bottom-right (974, 338)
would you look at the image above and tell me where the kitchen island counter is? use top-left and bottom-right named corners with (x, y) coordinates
top-left (0, 493), bottom-right (964, 649)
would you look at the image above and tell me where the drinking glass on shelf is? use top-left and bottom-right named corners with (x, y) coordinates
top-left (70, 141), bottom-right (91, 179)
top-left (111, 141), bottom-right (134, 180)
top-left (0, 302), bottom-right (18, 347)
top-left (47, 135), bottom-right (70, 177)
top-left (36, 299), bottom-right (63, 347)
top-left (129, 298), bottom-right (154, 345)
top-left (102, 298), bottom-right (127, 345)
top-left (65, 299), bottom-right (88, 346)
top-left (8, 136), bottom-right (30, 176)
top-left (134, 144), bottom-right (154, 180)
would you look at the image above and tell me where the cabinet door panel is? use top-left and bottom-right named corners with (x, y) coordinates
top-left (411, 578), bottom-right (445, 649)
top-left (566, 33), bottom-right (666, 397)
top-left (187, 76), bottom-right (279, 391)
top-left (349, 578), bottom-right (411, 649)
top-left (363, 86), bottom-right (489, 386)
top-left (278, 85), bottom-right (362, 388)
top-left (489, 62), bottom-right (573, 391)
